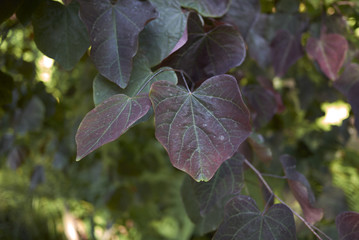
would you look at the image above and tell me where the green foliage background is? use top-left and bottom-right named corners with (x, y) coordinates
top-left (1, 0), bottom-right (359, 239)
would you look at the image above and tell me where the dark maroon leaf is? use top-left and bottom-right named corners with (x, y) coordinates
top-left (14, 96), bottom-right (45, 134)
top-left (348, 82), bottom-right (359, 132)
top-left (150, 74), bottom-right (251, 181)
top-left (7, 146), bottom-right (28, 170)
top-left (62, 0), bottom-right (72, 5)
top-left (247, 134), bottom-right (272, 164)
top-left (336, 211), bottom-right (359, 240)
top-left (32, 1), bottom-right (90, 70)
top-left (162, 13), bottom-right (246, 83)
top-left (271, 30), bottom-right (303, 77)
top-left (78, 0), bottom-right (157, 88)
top-left (213, 195), bottom-right (296, 240)
top-left (334, 64), bottom-right (359, 132)
top-left (243, 85), bottom-right (278, 129)
top-left (76, 94), bottom-right (152, 160)
top-left (280, 155), bottom-right (323, 225)
top-left (306, 32), bottom-right (348, 80)
top-left (222, 0), bottom-right (260, 38)
top-left (179, 0), bottom-right (230, 17)
top-left (181, 153), bottom-right (244, 234)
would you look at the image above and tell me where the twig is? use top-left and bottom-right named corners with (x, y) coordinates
top-left (244, 159), bottom-right (328, 240)
top-left (261, 173), bottom-right (287, 179)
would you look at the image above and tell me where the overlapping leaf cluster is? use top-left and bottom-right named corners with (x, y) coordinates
top-left (2, 0), bottom-right (359, 239)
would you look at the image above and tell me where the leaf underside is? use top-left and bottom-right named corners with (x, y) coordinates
top-left (150, 74), bottom-right (251, 181)
top-left (336, 211), bottom-right (359, 240)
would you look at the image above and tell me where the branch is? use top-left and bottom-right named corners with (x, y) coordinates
top-left (244, 159), bottom-right (330, 240)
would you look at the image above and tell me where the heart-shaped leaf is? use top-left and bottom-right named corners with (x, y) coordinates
top-left (139, 0), bottom-right (188, 67)
top-left (281, 155), bottom-right (323, 225)
top-left (271, 30), bottom-right (303, 77)
top-left (32, 1), bottom-right (90, 70)
top-left (76, 94), bottom-right (151, 161)
top-left (162, 12), bottom-right (246, 83)
top-left (306, 32), bottom-right (348, 80)
top-left (179, 0), bottom-right (230, 17)
top-left (149, 74), bottom-right (251, 181)
top-left (181, 153), bottom-right (244, 234)
top-left (213, 195), bottom-right (296, 240)
top-left (336, 211), bottom-right (359, 240)
top-left (78, 0), bottom-right (157, 88)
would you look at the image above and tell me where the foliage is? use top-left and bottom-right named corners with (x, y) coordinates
top-left (1, 0), bottom-right (359, 239)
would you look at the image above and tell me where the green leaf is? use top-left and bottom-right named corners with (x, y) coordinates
top-left (32, 1), bottom-right (90, 70)
top-left (162, 13), bottom-right (246, 83)
top-left (76, 94), bottom-right (152, 161)
top-left (213, 195), bottom-right (297, 240)
top-left (139, 0), bottom-right (188, 67)
top-left (78, 0), bottom-right (158, 88)
top-left (93, 54), bottom-right (178, 106)
top-left (149, 74), bottom-right (251, 181)
top-left (181, 153), bottom-right (244, 234)
top-left (179, 0), bottom-right (231, 17)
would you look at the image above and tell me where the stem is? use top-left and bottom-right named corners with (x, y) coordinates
top-left (261, 173), bottom-right (287, 179)
top-left (135, 67), bottom-right (173, 96)
top-left (244, 159), bottom-right (328, 240)
top-left (181, 72), bottom-right (191, 93)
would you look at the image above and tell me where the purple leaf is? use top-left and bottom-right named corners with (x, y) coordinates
top-left (306, 32), bottom-right (348, 80)
top-left (213, 195), bottom-right (296, 240)
top-left (30, 165), bottom-right (45, 190)
top-left (150, 74), bottom-right (251, 181)
top-left (334, 64), bottom-right (359, 132)
top-left (181, 153), bottom-right (245, 234)
top-left (78, 0), bottom-right (157, 88)
top-left (243, 85), bottom-right (278, 129)
top-left (62, 0), bottom-right (72, 5)
top-left (271, 30), bottom-right (303, 77)
top-left (280, 155), bottom-right (323, 225)
top-left (76, 94), bottom-right (152, 160)
top-left (161, 13), bottom-right (246, 83)
top-left (179, 0), bottom-right (231, 17)
top-left (336, 211), bottom-right (359, 240)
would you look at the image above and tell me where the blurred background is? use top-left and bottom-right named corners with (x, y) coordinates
top-left (1, 1), bottom-right (359, 240)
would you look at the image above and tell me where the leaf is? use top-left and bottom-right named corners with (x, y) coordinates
top-left (76, 94), bottom-right (152, 161)
top-left (181, 153), bottom-right (244, 234)
top-left (336, 211), bottom-right (359, 240)
top-left (0, 71), bottom-right (14, 106)
top-left (78, 0), bottom-right (157, 88)
top-left (242, 85), bottom-right (278, 129)
top-left (247, 133), bottom-right (272, 164)
top-left (334, 64), bottom-right (359, 133)
top-left (280, 154), bottom-right (323, 225)
top-left (178, 0), bottom-right (231, 17)
top-left (139, 0), bottom-right (188, 66)
top-left (213, 195), bottom-right (297, 240)
top-left (306, 32), bottom-right (348, 80)
top-left (149, 74), bottom-right (251, 181)
top-left (161, 12), bottom-right (246, 83)
top-left (14, 96), bottom-right (45, 134)
top-left (0, 0), bottom-right (22, 24)
top-left (32, 1), bottom-right (90, 70)
top-left (222, 0), bottom-right (260, 38)
top-left (271, 30), bottom-right (303, 77)
top-left (93, 54), bottom-right (177, 105)
top-left (62, 0), bottom-right (72, 5)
